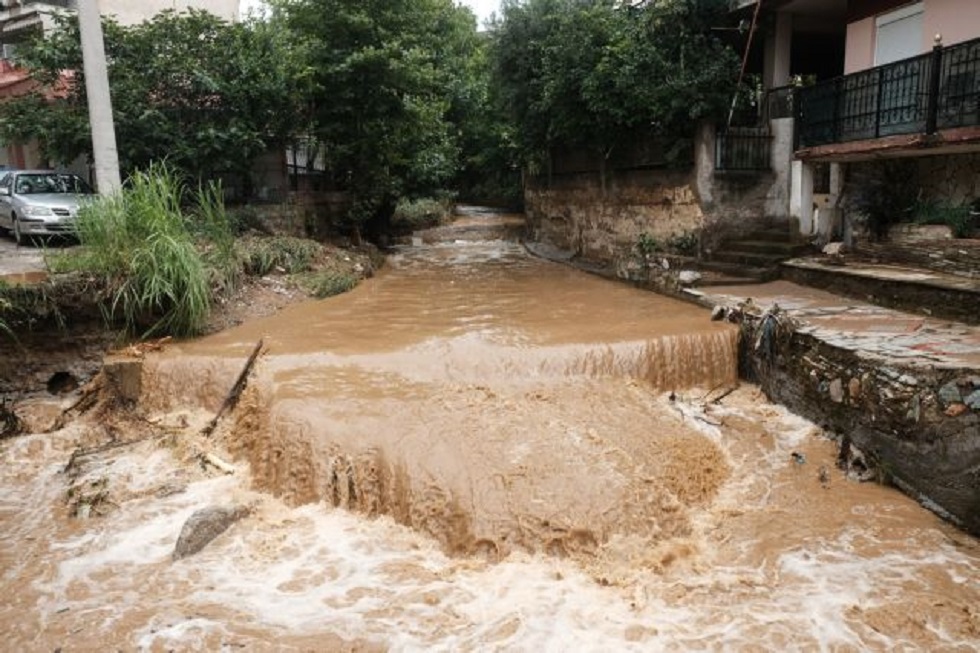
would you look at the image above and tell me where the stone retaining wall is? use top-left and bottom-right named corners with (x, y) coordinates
top-left (742, 316), bottom-right (980, 535)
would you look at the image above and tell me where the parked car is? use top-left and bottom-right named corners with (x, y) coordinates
top-left (0, 170), bottom-right (95, 245)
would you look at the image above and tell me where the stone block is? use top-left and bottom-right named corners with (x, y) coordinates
top-left (102, 356), bottom-right (143, 403)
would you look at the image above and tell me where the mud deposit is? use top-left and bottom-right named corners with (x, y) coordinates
top-left (2, 208), bottom-right (979, 650)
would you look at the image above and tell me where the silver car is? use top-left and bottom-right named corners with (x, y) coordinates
top-left (0, 170), bottom-right (95, 245)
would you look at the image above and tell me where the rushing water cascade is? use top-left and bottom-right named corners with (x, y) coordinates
top-left (2, 207), bottom-right (978, 650)
top-left (144, 211), bottom-right (740, 556)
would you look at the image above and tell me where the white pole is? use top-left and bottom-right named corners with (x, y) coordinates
top-left (76, 0), bottom-right (121, 195)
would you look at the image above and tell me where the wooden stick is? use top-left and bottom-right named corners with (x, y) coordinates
top-left (202, 339), bottom-right (264, 438)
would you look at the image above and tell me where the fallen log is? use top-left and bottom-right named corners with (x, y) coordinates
top-left (201, 339), bottom-right (264, 437)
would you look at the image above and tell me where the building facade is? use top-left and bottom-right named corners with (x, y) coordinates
top-left (727, 0), bottom-right (980, 241)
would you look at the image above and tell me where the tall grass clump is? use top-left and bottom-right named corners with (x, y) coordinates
top-left (73, 164), bottom-right (228, 337)
top-left (192, 181), bottom-right (242, 294)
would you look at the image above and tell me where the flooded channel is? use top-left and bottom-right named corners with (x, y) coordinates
top-left (1, 207), bottom-right (978, 650)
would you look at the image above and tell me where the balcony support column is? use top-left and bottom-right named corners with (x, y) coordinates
top-left (790, 159), bottom-right (814, 237)
top-left (764, 11), bottom-right (793, 90)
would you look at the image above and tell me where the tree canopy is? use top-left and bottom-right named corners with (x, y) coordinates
top-left (271, 0), bottom-right (485, 228)
top-left (490, 0), bottom-right (739, 171)
top-left (0, 9), bottom-right (308, 186)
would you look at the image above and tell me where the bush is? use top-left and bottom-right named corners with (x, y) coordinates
top-left (391, 197), bottom-right (452, 231)
top-left (913, 199), bottom-right (975, 238)
top-left (237, 235), bottom-right (321, 276)
top-left (844, 161), bottom-right (917, 241)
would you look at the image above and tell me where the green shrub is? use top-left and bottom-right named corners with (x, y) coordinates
top-left (300, 270), bottom-right (358, 298)
top-left (635, 233), bottom-right (661, 256)
top-left (391, 197), bottom-right (451, 230)
top-left (913, 199), bottom-right (975, 238)
top-left (237, 236), bottom-right (321, 276)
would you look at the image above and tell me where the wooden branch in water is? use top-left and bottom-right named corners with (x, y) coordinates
top-left (201, 339), bottom-right (264, 438)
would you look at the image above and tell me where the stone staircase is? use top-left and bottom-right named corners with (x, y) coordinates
top-left (699, 225), bottom-right (811, 286)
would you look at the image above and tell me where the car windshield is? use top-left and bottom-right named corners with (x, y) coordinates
top-left (14, 173), bottom-right (93, 195)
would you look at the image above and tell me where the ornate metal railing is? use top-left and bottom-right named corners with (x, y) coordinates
top-left (716, 126), bottom-right (771, 171)
top-left (796, 36), bottom-right (980, 149)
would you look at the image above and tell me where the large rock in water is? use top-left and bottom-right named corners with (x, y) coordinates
top-left (172, 505), bottom-right (249, 560)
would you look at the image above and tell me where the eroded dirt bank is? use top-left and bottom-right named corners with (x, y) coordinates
top-left (1, 208), bottom-right (979, 649)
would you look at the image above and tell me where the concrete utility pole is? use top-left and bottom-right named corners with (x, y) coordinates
top-left (76, 0), bottom-right (121, 195)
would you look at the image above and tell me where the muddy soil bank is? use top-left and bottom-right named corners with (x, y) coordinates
top-left (0, 242), bottom-right (380, 400)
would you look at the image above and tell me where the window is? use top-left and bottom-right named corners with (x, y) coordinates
top-left (875, 2), bottom-right (924, 66)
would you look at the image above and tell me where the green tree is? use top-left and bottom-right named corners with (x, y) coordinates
top-left (0, 10), bottom-right (308, 190)
top-left (272, 0), bottom-right (482, 234)
top-left (491, 0), bottom-right (739, 173)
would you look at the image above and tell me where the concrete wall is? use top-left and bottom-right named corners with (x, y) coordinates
top-left (97, 0), bottom-right (239, 24)
top-left (845, 0), bottom-right (980, 73)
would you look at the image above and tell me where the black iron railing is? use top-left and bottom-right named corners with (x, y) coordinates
top-left (765, 85), bottom-right (795, 120)
top-left (796, 36), bottom-right (980, 149)
top-left (716, 126), bottom-right (771, 171)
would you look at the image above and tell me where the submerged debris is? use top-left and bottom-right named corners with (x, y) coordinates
top-left (836, 434), bottom-right (877, 483)
top-left (818, 465), bottom-right (830, 489)
top-left (1, 396), bottom-right (21, 439)
top-left (66, 476), bottom-right (115, 519)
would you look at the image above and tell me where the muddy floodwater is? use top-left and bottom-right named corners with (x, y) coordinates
top-left (2, 208), bottom-right (979, 650)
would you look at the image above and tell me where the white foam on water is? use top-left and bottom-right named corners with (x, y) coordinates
top-left (28, 439), bottom-right (976, 652)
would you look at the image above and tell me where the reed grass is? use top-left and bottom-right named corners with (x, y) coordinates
top-left (70, 163), bottom-right (231, 337)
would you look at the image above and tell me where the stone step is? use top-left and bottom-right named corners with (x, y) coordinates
top-left (712, 249), bottom-right (789, 268)
top-left (742, 227), bottom-right (795, 243)
top-left (698, 260), bottom-right (776, 283)
top-left (725, 239), bottom-right (811, 256)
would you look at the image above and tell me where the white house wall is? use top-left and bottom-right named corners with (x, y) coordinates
top-left (96, 0), bottom-right (239, 25)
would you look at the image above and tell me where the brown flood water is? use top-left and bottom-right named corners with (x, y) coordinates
top-left (1, 207), bottom-right (978, 650)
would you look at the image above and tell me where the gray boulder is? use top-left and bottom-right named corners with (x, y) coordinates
top-left (172, 505), bottom-right (249, 561)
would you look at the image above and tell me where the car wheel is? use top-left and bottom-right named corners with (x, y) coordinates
top-left (13, 214), bottom-right (22, 246)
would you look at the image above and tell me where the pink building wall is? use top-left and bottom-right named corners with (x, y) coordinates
top-left (844, 0), bottom-right (980, 74)
top-left (844, 17), bottom-right (874, 74)
top-left (923, 0), bottom-right (980, 50)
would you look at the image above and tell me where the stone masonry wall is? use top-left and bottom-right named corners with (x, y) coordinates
top-left (743, 319), bottom-right (980, 535)
top-left (917, 152), bottom-right (980, 206)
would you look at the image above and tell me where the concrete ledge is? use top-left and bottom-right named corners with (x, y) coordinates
top-left (782, 257), bottom-right (980, 325)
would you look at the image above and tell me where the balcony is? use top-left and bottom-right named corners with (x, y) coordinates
top-left (796, 36), bottom-right (980, 152)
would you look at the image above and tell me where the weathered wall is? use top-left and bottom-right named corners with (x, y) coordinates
top-left (525, 169), bottom-right (705, 266)
top-left (526, 123), bottom-right (789, 267)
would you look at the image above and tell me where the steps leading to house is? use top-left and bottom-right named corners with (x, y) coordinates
top-left (698, 225), bottom-right (812, 286)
